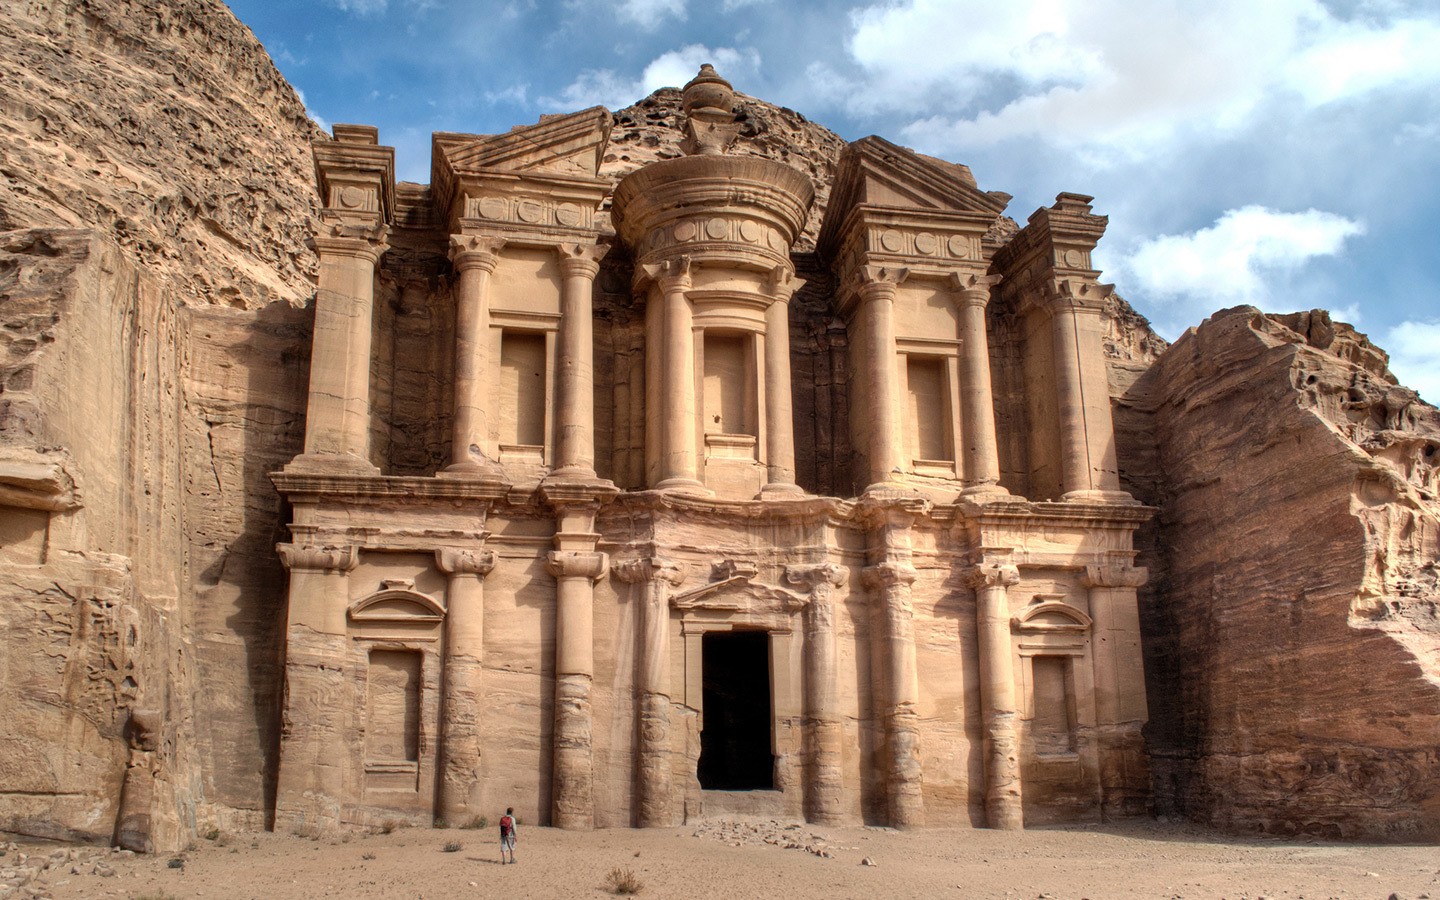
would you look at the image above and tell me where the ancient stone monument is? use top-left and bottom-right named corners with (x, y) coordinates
top-left (0, 0), bottom-right (1435, 852)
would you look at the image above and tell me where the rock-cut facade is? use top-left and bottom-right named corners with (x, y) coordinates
top-left (270, 67), bottom-right (1153, 833)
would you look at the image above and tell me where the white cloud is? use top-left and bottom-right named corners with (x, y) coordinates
top-left (1111, 206), bottom-right (1365, 333)
top-left (295, 88), bottom-right (330, 132)
top-left (721, 0), bottom-right (768, 9)
top-left (1381, 320), bottom-right (1440, 403)
top-left (820, 0), bottom-right (1440, 159)
top-left (543, 45), bottom-right (760, 112)
top-left (616, 0), bottom-right (686, 30)
top-left (325, 0), bottom-right (388, 15)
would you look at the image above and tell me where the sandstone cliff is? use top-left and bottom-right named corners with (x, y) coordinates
top-left (1128, 308), bottom-right (1440, 839)
top-left (0, 0), bottom-right (319, 848)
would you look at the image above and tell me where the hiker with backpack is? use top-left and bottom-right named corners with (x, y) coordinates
top-left (499, 807), bottom-right (517, 864)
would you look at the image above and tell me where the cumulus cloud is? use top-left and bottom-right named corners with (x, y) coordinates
top-left (816, 0), bottom-right (1440, 159)
top-left (1381, 320), bottom-right (1440, 404)
top-left (544, 45), bottom-right (760, 111)
top-left (295, 88), bottom-right (330, 132)
top-left (1110, 206), bottom-right (1365, 334)
top-left (616, 0), bottom-right (686, 30)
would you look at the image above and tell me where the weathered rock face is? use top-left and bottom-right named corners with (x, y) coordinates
top-left (1127, 307), bottom-right (1440, 840)
top-left (0, 0), bottom-right (319, 849)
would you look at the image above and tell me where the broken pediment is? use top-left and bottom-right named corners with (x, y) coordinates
top-left (431, 106), bottom-right (612, 218)
top-left (819, 136), bottom-right (1010, 252)
top-left (348, 589), bottom-right (444, 641)
top-left (671, 567), bottom-right (808, 617)
top-left (1013, 599), bottom-right (1092, 634)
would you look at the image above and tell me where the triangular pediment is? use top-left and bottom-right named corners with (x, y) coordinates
top-left (819, 136), bottom-right (1010, 255)
top-left (671, 574), bottom-right (807, 614)
top-left (435, 106), bottom-right (611, 180)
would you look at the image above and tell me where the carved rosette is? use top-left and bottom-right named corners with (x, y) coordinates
top-left (277, 543), bottom-right (359, 574)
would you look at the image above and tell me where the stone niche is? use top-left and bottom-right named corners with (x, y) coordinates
top-left (267, 65), bottom-right (1153, 834)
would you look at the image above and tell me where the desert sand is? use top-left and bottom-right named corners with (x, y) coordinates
top-left (9, 818), bottom-right (1437, 900)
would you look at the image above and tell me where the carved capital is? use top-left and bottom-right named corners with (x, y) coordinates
top-left (949, 272), bottom-right (1002, 309)
top-left (449, 234), bottom-right (506, 273)
top-left (857, 265), bottom-right (909, 303)
top-left (615, 557), bottom-right (689, 588)
top-left (1044, 277), bottom-right (1113, 314)
top-left (277, 542), bottom-right (359, 573)
top-left (966, 562), bottom-right (1020, 591)
top-left (785, 562), bottom-right (848, 593)
top-left (547, 550), bottom-right (609, 582)
top-left (711, 559), bottom-right (758, 581)
top-left (862, 561), bottom-right (917, 590)
top-left (313, 217), bottom-right (388, 263)
top-left (558, 242), bottom-right (608, 280)
top-left (640, 255), bottom-right (692, 294)
top-left (764, 264), bottom-right (806, 302)
top-left (435, 547), bottom-right (496, 578)
top-left (1082, 564), bottom-right (1148, 590)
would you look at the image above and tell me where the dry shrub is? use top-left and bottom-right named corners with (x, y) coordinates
top-left (443, 840), bottom-right (463, 853)
top-left (606, 866), bottom-right (644, 895)
top-left (362, 851), bottom-right (376, 860)
top-left (461, 815), bottom-right (488, 830)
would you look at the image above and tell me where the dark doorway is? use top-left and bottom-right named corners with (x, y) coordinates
top-left (698, 630), bottom-right (773, 791)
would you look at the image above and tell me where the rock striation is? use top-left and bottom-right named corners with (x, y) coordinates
top-left (1126, 307), bottom-right (1440, 840)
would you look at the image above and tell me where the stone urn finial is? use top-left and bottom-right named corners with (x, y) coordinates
top-left (680, 65), bottom-right (743, 156)
top-left (682, 64), bottom-right (735, 117)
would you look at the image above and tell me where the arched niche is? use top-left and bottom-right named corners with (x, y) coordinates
top-left (348, 589), bottom-right (444, 642)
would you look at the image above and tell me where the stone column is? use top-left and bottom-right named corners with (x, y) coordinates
top-left (863, 552), bottom-right (923, 828)
top-left (761, 266), bottom-right (806, 496)
top-left (1047, 280), bottom-right (1125, 500)
top-left (554, 243), bottom-right (608, 477)
top-left (434, 546), bottom-right (496, 826)
top-left (446, 235), bottom-right (506, 474)
top-left (857, 266), bottom-right (909, 489)
top-left (951, 273), bottom-right (1007, 496)
top-left (616, 556), bottom-right (689, 827)
top-left (275, 543), bottom-right (359, 829)
top-left (295, 224), bottom-right (387, 472)
top-left (970, 560), bottom-right (1023, 830)
top-left (642, 256), bottom-right (707, 493)
top-left (1082, 559), bottom-right (1150, 819)
top-left (787, 562), bottom-right (848, 824)
top-left (547, 546), bottom-right (608, 829)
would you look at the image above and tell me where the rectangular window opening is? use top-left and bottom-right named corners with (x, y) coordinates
top-left (365, 649), bottom-right (422, 764)
top-left (702, 332), bottom-right (754, 438)
top-left (907, 355), bottom-right (951, 463)
top-left (1031, 655), bottom-right (1077, 756)
top-left (500, 331), bottom-right (547, 448)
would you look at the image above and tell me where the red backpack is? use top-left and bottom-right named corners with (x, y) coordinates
top-left (499, 814), bottom-right (514, 837)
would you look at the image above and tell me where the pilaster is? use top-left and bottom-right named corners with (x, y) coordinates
top-left (444, 234), bottom-right (506, 477)
top-left (1082, 557), bottom-right (1151, 818)
top-left (786, 562), bottom-right (849, 824)
top-left (856, 266), bottom-right (909, 491)
top-left (552, 242), bottom-right (609, 479)
top-left (760, 265), bottom-right (806, 497)
top-left (434, 546), bottom-right (496, 825)
top-left (968, 558), bottom-right (1024, 830)
top-left (950, 272), bottom-right (1008, 497)
top-left (616, 557), bottom-right (690, 827)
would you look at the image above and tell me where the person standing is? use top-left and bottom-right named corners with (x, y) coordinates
top-left (499, 807), bottom-right (517, 864)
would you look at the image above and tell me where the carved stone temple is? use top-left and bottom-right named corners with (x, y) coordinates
top-left (269, 66), bottom-right (1152, 832)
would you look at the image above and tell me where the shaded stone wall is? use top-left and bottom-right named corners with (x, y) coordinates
top-left (1127, 308), bottom-right (1440, 840)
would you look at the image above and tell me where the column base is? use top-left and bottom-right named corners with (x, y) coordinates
top-left (438, 460), bottom-right (507, 481)
top-left (1061, 488), bottom-right (1139, 504)
top-left (280, 452), bottom-right (380, 476)
top-left (655, 477), bottom-right (712, 496)
top-left (959, 481), bottom-right (1010, 499)
top-left (758, 481), bottom-right (805, 499)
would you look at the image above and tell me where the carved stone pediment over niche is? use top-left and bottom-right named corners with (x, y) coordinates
top-left (1012, 596), bottom-right (1092, 634)
top-left (348, 588), bottom-right (445, 642)
top-left (671, 560), bottom-right (808, 625)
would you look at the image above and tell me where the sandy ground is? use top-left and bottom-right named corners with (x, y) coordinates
top-left (7, 818), bottom-right (1438, 900)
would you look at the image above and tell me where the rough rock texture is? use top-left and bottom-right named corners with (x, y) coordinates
top-left (0, 0), bottom-right (320, 308)
top-left (1126, 307), bottom-right (1440, 840)
top-left (0, 0), bottom-right (319, 850)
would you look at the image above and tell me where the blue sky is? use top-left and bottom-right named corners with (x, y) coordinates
top-left (228, 0), bottom-right (1439, 400)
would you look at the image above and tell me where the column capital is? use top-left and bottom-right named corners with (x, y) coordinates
top-left (547, 550), bottom-right (609, 582)
top-left (764, 264), bottom-right (806, 302)
top-left (449, 234), bottom-right (506, 273)
top-left (640, 255), bottom-right (692, 294)
top-left (862, 560), bottom-right (917, 590)
top-left (557, 241), bottom-right (608, 279)
top-left (1042, 277), bottom-right (1113, 314)
top-left (949, 272), bottom-right (1002, 308)
top-left (435, 546), bottom-right (496, 578)
top-left (967, 561), bottom-right (1020, 590)
top-left (857, 265), bottom-right (909, 303)
top-left (277, 542), bottom-right (358, 573)
top-left (615, 556), bottom-right (689, 587)
top-left (785, 562), bottom-right (848, 593)
top-left (1082, 563), bottom-right (1148, 589)
top-left (313, 217), bottom-right (389, 264)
